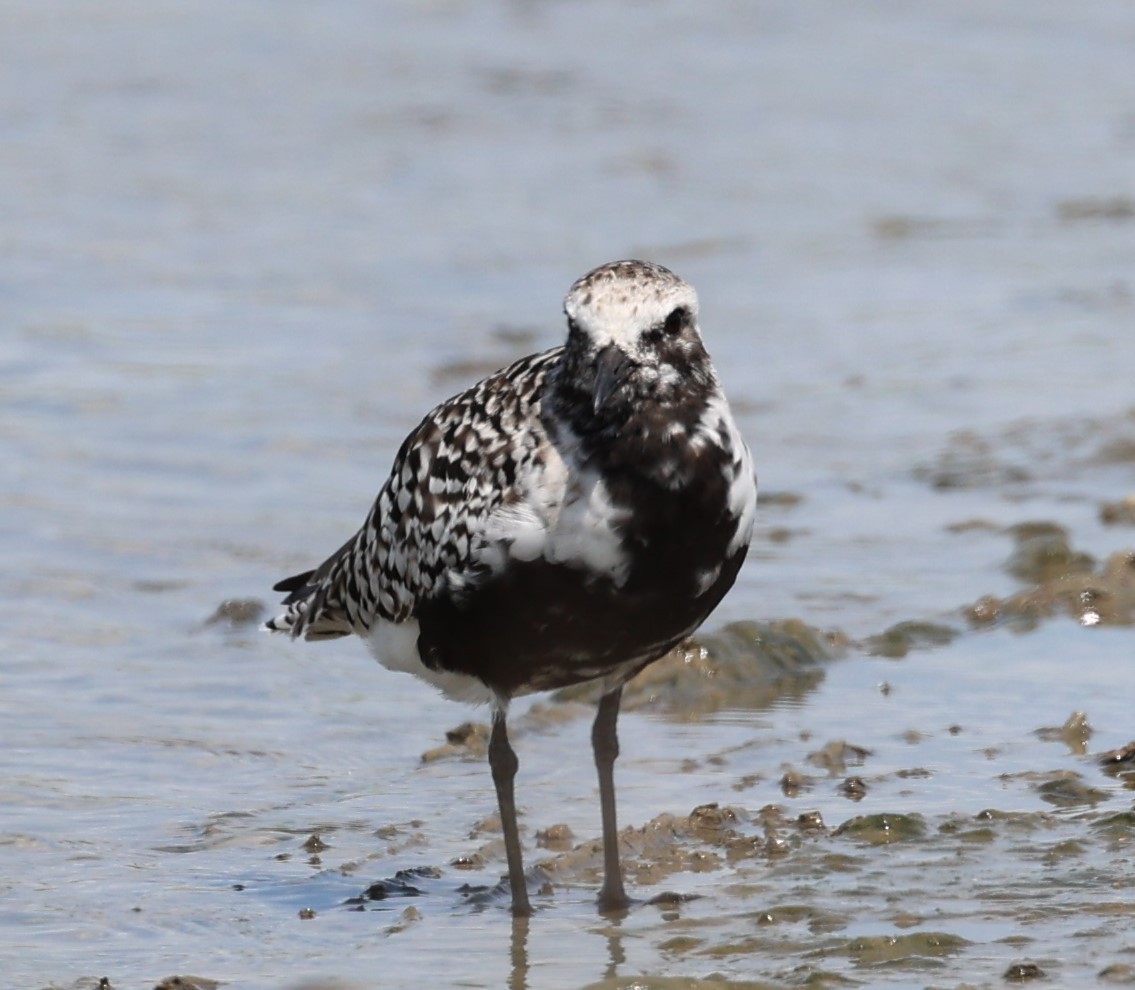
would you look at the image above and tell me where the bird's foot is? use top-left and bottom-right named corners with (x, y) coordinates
top-left (595, 883), bottom-right (634, 916)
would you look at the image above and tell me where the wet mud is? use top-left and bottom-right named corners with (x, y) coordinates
top-left (293, 764), bottom-right (1135, 987)
top-left (8, 2), bottom-right (1135, 987)
top-left (558, 619), bottom-right (847, 716)
top-left (51, 409), bottom-right (1135, 990)
top-left (312, 404), bottom-right (1135, 989)
top-left (303, 395), bottom-right (1135, 988)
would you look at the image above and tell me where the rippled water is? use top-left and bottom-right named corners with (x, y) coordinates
top-left (3, 2), bottom-right (1134, 988)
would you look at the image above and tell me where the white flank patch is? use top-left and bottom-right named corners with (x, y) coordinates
top-left (477, 441), bottom-right (627, 584)
top-left (479, 445), bottom-right (571, 569)
top-left (695, 391), bottom-right (758, 556)
top-left (474, 441), bottom-right (629, 586)
top-left (726, 443), bottom-right (758, 556)
top-left (483, 500), bottom-right (549, 563)
top-left (547, 468), bottom-right (630, 584)
top-left (366, 619), bottom-right (495, 705)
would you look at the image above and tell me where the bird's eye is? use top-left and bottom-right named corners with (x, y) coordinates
top-left (663, 307), bottom-right (687, 334)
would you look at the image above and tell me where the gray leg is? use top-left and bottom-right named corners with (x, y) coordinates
top-left (489, 708), bottom-right (532, 917)
top-left (592, 686), bottom-right (630, 911)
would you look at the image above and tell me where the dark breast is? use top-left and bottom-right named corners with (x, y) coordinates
top-left (415, 448), bottom-right (748, 698)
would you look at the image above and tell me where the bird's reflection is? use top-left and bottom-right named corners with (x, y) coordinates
top-left (600, 906), bottom-right (629, 981)
top-left (506, 900), bottom-right (630, 990)
top-left (508, 913), bottom-right (529, 990)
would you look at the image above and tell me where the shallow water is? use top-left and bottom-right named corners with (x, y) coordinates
top-left (3, 1), bottom-right (1135, 988)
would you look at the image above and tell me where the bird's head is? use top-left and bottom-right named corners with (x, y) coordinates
top-left (560, 260), bottom-right (716, 419)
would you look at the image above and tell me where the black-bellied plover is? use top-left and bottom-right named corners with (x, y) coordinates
top-left (266, 260), bottom-right (757, 916)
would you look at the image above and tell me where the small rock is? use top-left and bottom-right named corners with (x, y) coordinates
top-left (421, 721), bottom-right (490, 762)
top-left (302, 833), bottom-right (329, 853)
top-left (780, 768), bottom-right (811, 796)
top-left (203, 598), bottom-right (264, 627)
top-left (796, 810), bottom-right (825, 832)
top-left (1005, 526), bottom-right (1094, 584)
top-left (1098, 741), bottom-right (1135, 779)
top-left (862, 620), bottom-right (957, 658)
top-left (1034, 711), bottom-right (1093, 753)
top-left (834, 813), bottom-right (927, 845)
top-left (1100, 496), bottom-right (1135, 526)
top-left (1098, 962), bottom-right (1135, 983)
top-left (153, 978), bottom-right (221, 990)
top-left (807, 740), bottom-right (872, 774)
top-left (1057, 195), bottom-right (1135, 221)
top-left (1034, 771), bottom-right (1110, 808)
top-left (535, 823), bottom-right (574, 850)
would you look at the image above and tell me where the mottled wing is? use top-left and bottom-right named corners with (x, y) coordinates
top-left (266, 348), bottom-right (561, 640)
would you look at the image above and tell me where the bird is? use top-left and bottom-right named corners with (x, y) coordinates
top-left (265, 259), bottom-right (757, 916)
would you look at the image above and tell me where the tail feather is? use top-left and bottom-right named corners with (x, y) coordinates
top-left (262, 611), bottom-right (296, 634)
top-left (265, 538), bottom-right (360, 641)
top-left (273, 568), bottom-right (315, 600)
top-left (263, 595), bottom-right (353, 640)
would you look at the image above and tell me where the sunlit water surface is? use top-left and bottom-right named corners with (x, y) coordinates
top-left (2, 2), bottom-right (1134, 988)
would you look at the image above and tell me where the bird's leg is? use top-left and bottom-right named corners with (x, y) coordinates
top-left (489, 707), bottom-right (532, 917)
top-left (592, 685), bottom-right (630, 911)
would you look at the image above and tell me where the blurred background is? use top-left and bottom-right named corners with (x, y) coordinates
top-left (2, 2), bottom-right (1133, 988)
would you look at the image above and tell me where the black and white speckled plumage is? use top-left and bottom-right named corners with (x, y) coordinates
top-left (266, 260), bottom-right (757, 913)
top-left (268, 260), bottom-right (755, 699)
top-left (268, 348), bottom-right (558, 642)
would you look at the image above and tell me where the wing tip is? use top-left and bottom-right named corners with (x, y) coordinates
top-left (273, 569), bottom-right (315, 596)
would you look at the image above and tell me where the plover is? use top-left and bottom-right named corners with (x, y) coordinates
top-left (266, 260), bottom-right (757, 916)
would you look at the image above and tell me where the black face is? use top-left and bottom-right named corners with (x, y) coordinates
top-left (631, 304), bottom-right (716, 399)
top-left (550, 306), bottom-right (719, 466)
top-left (562, 304), bottom-right (715, 418)
top-left (550, 259), bottom-right (722, 455)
